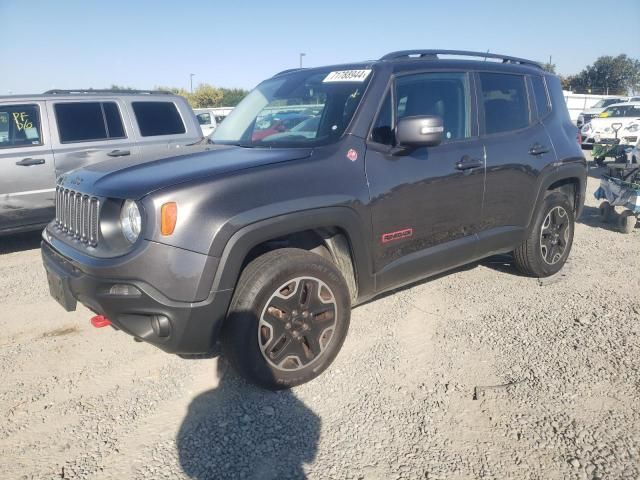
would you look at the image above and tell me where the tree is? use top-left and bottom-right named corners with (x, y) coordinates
top-left (220, 88), bottom-right (249, 106)
top-left (190, 84), bottom-right (224, 108)
top-left (564, 55), bottom-right (640, 95)
top-left (109, 84), bottom-right (135, 91)
top-left (541, 62), bottom-right (556, 74)
top-left (154, 83), bottom-right (249, 108)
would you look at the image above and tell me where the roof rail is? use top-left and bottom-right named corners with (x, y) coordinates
top-left (379, 50), bottom-right (541, 69)
top-left (44, 89), bottom-right (172, 95)
top-left (272, 68), bottom-right (305, 78)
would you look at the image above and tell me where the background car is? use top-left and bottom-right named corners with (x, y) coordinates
top-left (0, 90), bottom-right (207, 235)
top-left (576, 97), bottom-right (628, 128)
top-left (580, 101), bottom-right (640, 145)
top-left (195, 109), bottom-right (217, 136)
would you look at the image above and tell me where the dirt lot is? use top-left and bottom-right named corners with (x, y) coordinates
top-left (0, 162), bottom-right (638, 480)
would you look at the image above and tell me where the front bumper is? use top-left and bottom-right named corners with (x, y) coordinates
top-left (41, 238), bottom-right (232, 355)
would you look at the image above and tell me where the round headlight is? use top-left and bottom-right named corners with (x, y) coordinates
top-left (120, 200), bottom-right (141, 243)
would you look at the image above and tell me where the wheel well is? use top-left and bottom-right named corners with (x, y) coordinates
top-left (547, 177), bottom-right (580, 213)
top-left (242, 228), bottom-right (358, 301)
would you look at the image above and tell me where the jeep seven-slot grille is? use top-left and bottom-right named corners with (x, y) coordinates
top-left (55, 187), bottom-right (100, 246)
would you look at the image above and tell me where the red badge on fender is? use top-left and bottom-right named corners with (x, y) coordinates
top-left (346, 149), bottom-right (358, 162)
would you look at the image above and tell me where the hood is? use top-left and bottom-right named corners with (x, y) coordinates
top-left (588, 117), bottom-right (640, 131)
top-left (57, 145), bottom-right (313, 199)
top-left (582, 108), bottom-right (605, 116)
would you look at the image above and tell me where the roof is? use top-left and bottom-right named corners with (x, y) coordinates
top-left (0, 90), bottom-right (182, 102)
top-left (273, 50), bottom-right (546, 80)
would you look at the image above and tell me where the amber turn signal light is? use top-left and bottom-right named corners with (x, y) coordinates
top-left (161, 202), bottom-right (178, 236)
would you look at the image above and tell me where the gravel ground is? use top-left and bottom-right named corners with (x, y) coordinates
top-left (0, 160), bottom-right (638, 480)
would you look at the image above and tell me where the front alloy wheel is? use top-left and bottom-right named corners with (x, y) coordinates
top-left (259, 277), bottom-right (338, 372)
top-left (223, 248), bottom-right (351, 390)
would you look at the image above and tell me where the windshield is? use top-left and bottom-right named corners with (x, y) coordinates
top-left (601, 104), bottom-right (640, 118)
top-left (211, 69), bottom-right (372, 147)
top-left (592, 98), bottom-right (622, 108)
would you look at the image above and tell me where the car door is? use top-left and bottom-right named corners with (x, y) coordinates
top-left (476, 71), bottom-right (555, 251)
top-left (0, 101), bottom-right (56, 232)
top-left (48, 99), bottom-right (140, 176)
top-left (365, 70), bottom-right (485, 292)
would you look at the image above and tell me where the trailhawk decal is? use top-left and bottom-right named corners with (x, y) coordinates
top-left (381, 228), bottom-right (414, 244)
top-left (323, 70), bottom-right (372, 83)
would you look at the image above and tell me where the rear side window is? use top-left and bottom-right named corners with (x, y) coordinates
top-left (55, 102), bottom-right (126, 143)
top-left (479, 73), bottom-right (530, 134)
top-left (0, 104), bottom-right (42, 149)
top-left (132, 102), bottom-right (186, 137)
top-left (531, 76), bottom-right (551, 118)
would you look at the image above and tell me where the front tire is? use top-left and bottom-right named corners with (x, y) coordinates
top-left (222, 248), bottom-right (351, 390)
top-left (513, 192), bottom-right (575, 277)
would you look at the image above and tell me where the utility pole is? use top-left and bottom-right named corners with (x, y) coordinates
top-left (190, 73), bottom-right (195, 93)
top-left (299, 53), bottom-right (306, 68)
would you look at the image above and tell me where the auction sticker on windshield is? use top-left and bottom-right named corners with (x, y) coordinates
top-left (323, 70), bottom-right (372, 83)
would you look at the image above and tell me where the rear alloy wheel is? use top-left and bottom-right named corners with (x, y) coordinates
top-left (619, 210), bottom-right (638, 234)
top-left (539, 206), bottom-right (571, 265)
top-left (599, 201), bottom-right (614, 222)
top-left (513, 192), bottom-right (575, 277)
top-left (223, 248), bottom-right (350, 390)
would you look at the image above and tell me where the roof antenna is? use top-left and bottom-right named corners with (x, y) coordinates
top-left (484, 49), bottom-right (490, 62)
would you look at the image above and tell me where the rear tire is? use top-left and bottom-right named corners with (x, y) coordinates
top-left (222, 248), bottom-right (351, 390)
top-left (599, 201), bottom-right (614, 222)
top-left (513, 192), bottom-right (575, 277)
top-left (619, 211), bottom-right (637, 234)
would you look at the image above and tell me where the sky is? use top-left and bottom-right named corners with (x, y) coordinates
top-left (1, 0), bottom-right (639, 95)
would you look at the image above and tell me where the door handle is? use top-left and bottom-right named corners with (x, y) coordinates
top-left (455, 156), bottom-right (483, 171)
top-left (15, 157), bottom-right (45, 166)
top-left (529, 143), bottom-right (550, 156)
top-left (107, 149), bottom-right (131, 157)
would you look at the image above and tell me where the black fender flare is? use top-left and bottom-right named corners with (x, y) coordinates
top-left (209, 206), bottom-right (375, 302)
top-left (529, 161), bottom-right (587, 229)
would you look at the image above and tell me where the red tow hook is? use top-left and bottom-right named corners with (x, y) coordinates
top-left (90, 315), bottom-right (111, 328)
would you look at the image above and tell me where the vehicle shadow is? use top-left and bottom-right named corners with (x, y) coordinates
top-left (0, 231), bottom-right (42, 255)
top-left (578, 204), bottom-right (621, 232)
top-left (177, 356), bottom-right (320, 479)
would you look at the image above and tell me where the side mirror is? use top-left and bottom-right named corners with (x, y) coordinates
top-left (396, 115), bottom-right (444, 148)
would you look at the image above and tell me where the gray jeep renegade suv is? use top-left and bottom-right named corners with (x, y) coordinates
top-left (42, 50), bottom-right (586, 389)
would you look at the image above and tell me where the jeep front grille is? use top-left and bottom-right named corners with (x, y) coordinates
top-left (55, 187), bottom-right (100, 246)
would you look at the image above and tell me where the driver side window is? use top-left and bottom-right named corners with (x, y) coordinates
top-left (370, 72), bottom-right (471, 146)
top-left (396, 72), bottom-right (471, 141)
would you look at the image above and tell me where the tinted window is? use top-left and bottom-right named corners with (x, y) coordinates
top-left (531, 76), bottom-right (550, 118)
top-left (56, 102), bottom-right (107, 143)
top-left (132, 102), bottom-right (185, 137)
top-left (0, 104), bottom-right (42, 149)
top-left (479, 73), bottom-right (530, 134)
top-left (371, 92), bottom-right (393, 144)
top-left (396, 72), bottom-right (471, 141)
top-left (103, 102), bottom-right (125, 138)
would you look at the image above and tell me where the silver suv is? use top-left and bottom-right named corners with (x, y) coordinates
top-left (0, 90), bottom-right (206, 235)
